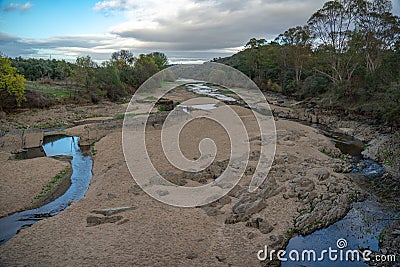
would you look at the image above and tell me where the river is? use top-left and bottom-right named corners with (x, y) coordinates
top-left (0, 136), bottom-right (92, 245)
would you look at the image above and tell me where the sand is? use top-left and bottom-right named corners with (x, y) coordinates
top-left (0, 103), bottom-right (353, 266)
top-left (0, 152), bottom-right (69, 218)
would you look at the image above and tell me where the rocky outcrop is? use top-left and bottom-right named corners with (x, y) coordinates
top-left (87, 206), bottom-right (136, 227)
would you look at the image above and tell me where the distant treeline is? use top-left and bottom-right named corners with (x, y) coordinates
top-left (9, 50), bottom-right (168, 102)
top-left (215, 0), bottom-right (400, 126)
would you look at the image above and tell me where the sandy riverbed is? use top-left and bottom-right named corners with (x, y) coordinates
top-left (0, 102), bottom-right (361, 266)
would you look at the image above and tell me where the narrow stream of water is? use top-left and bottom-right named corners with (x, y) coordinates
top-left (283, 130), bottom-right (396, 266)
top-left (0, 136), bottom-right (92, 245)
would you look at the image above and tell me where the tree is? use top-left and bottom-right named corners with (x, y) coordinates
top-left (275, 26), bottom-right (312, 83)
top-left (96, 61), bottom-right (126, 101)
top-left (307, 0), bottom-right (359, 83)
top-left (244, 38), bottom-right (267, 79)
top-left (111, 50), bottom-right (135, 66)
top-left (356, 0), bottom-right (400, 72)
top-left (75, 56), bottom-right (97, 91)
top-left (0, 55), bottom-right (26, 109)
top-left (133, 54), bottom-right (159, 86)
top-left (147, 52), bottom-right (168, 70)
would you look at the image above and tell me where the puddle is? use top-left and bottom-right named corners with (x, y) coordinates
top-left (0, 136), bottom-right (93, 245)
top-left (177, 103), bottom-right (217, 114)
top-left (185, 83), bottom-right (238, 103)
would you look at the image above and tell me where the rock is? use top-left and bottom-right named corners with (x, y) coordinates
top-left (202, 206), bottom-right (223, 216)
top-left (232, 196), bottom-right (267, 219)
top-left (91, 206), bottom-right (136, 216)
top-left (315, 169), bottom-right (330, 181)
top-left (227, 185), bottom-right (245, 198)
top-left (215, 255), bottom-right (226, 262)
top-left (288, 177), bottom-right (315, 198)
top-left (51, 155), bottom-right (73, 162)
top-left (217, 195), bottom-right (232, 206)
top-left (245, 218), bottom-right (274, 234)
top-left (333, 163), bottom-right (352, 173)
top-left (128, 185), bottom-right (142, 195)
top-left (269, 235), bottom-right (285, 247)
top-left (247, 232), bottom-right (256, 239)
top-left (107, 193), bottom-right (117, 200)
top-left (246, 217), bottom-right (263, 228)
top-left (225, 213), bottom-right (249, 224)
top-left (86, 215), bottom-right (123, 227)
top-left (259, 220), bottom-right (274, 234)
top-left (185, 251), bottom-right (198, 260)
top-left (116, 218), bottom-right (129, 225)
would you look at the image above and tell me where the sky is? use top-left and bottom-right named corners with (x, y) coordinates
top-left (1, 0), bottom-right (399, 64)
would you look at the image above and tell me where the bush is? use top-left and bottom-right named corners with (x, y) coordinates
top-left (301, 75), bottom-right (329, 97)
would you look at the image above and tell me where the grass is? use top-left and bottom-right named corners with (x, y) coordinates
top-left (25, 81), bottom-right (90, 102)
top-left (113, 112), bottom-right (150, 120)
top-left (26, 81), bottom-right (72, 99)
top-left (385, 160), bottom-right (394, 167)
top-left (218, 89), bottom-right (234, 95)
top-left (33, 122), bottom-right (67, 129)
top-left (34, 166), bottom-right (71, 200)
top-left (91, 142), bottom-right (97, 156)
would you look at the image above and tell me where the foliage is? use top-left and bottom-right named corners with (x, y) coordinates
top-left (0, 55), bottom-right (26, 109)
top-left (215, 0), bottom-right (400, 126)
top-left (3, 48), bottom-right (169, 108)
top-left (147, 52), bottom-right (169, 70)
top-left (133, 54), bottom-right (159, 86)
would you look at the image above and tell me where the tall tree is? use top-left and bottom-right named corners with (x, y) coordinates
top-left (75, 56), bottom-right (97, 91)
top-left (356, 0), bottom-right (400, 72)
top-left (275, 26), bottom-right (312, 82)
top-left (244, 38), bottom-right (267, 80)
top-left (111, 50), bottom-right (135, 66)
top-left (307, 0), bottom-right (359, 83)
top-left (133, 54), bottom-right (159, 86)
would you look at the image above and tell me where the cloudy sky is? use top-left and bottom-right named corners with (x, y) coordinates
top-left (1, 0), bottom-right (399, 63)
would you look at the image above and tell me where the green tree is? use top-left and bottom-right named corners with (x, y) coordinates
top-left (244, 38), bottom-right (267, 79)
top-left (275, 26), bottom-right (312, 83)
top-left (75, 56), bottom-right (97, 91)
top-left (133, 54), bottom-right (159, 86)
top-left (147, 52), bottom-right (168, 70)
top-left (0, 55), bottom-right (26, 109)
top-left (96, 61), bottom-right (126, 101)
top-left (111, 50), bottom-right (135, 66)
top-left (356, 0), bottom-right (400, 72)
top-left (307, 0), bottom-right (359, 83)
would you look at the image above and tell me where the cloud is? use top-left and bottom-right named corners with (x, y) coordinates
top-left (93, 0), bottom-right (132, 15)
top-left (4, 0), bottom-right (398, 62)
top-left (110, 0), bottom-right (326, 51)
top-left (3, 2), bottom-right (32, 12)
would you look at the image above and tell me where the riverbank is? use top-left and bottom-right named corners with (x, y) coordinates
top-left (0, 152), bottom-right (69, 218)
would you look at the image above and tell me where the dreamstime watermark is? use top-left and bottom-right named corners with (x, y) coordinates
top-left (257, 238), bottom-right (397, 264)
top-left (122, 63), bottom-right (276, 207)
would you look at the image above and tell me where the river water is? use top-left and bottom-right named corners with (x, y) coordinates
top-left (283, 136), bottom-right (396, 266)
top-left (0, 136), bottom-right (92, 245)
